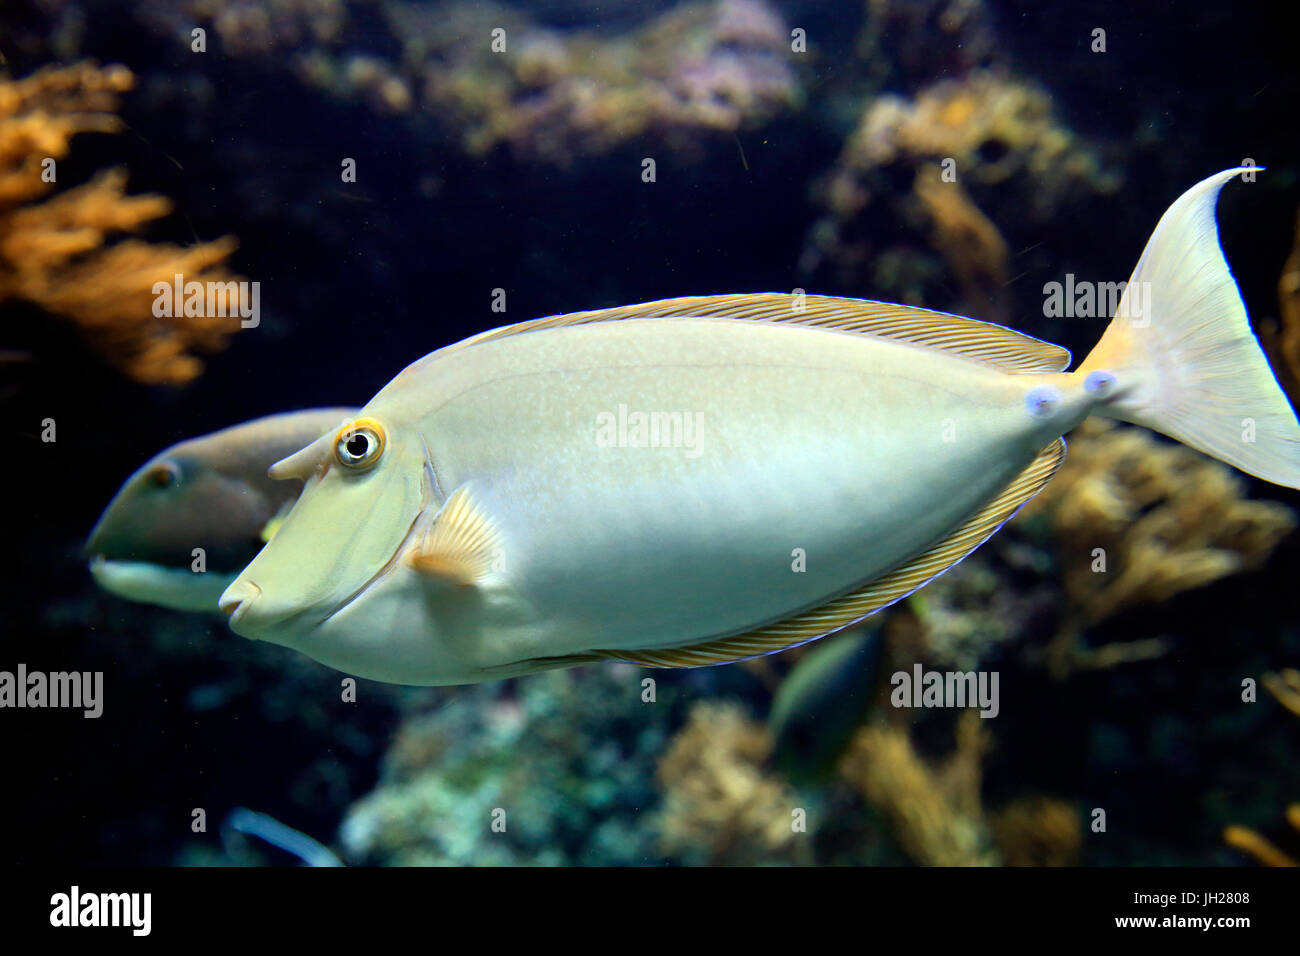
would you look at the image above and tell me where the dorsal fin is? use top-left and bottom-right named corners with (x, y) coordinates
top-left (585, 438), bottom-right (1067, 669)
top-left (449, 293), bottom-right (1070, 373)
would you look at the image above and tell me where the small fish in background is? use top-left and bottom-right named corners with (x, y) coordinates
top-left (767, 627), bottom-right (883, 783)
top-left (85, 408), bottom-right (357, 612)
top-left (219, 169), bottom-right (1300, 686)
top-left (221, 808), bottom-right (343, 867)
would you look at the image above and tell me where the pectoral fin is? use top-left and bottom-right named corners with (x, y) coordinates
top-left (406, 485), bottom-right (501, 586)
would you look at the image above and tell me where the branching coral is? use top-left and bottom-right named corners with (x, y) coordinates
top-left (656, 701), bottom-right (812, 865)
top-left (1016, 419), bottom-right (1296, 677)
top-left (290, 0), bottom-right (798, 164)
top-left (838, 711), bottom-right (997, 866)
top-left (844, 70), bottom-right (1112, 200)
top-left (988, 795), bottom-right (1082, 867)
top-left (1222, 671), bottom-right (1300, 866)
top-left (0, 62), bottom-right (243, 385)
top-left (1262, 668), bottom-right (1300, 719)
top-left (804, 69), bottom-right (1117, 310)
top-left (913, 165), bottom-right (1008, 320)
top-left (179, 0), bottom-right (349, 58)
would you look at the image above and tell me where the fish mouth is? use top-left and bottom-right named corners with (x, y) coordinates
top-left (222, 451), bottom-right (439, 633)
top-left (219, 579), bottom-right (263, 630)
top-left (90, 554), bottom-right (236, 612)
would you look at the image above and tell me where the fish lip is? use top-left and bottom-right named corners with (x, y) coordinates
top-left (219, 580), bottom-right (262, 629)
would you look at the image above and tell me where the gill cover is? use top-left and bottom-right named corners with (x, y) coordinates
top-left (226, 417), bottom-right (427, 628)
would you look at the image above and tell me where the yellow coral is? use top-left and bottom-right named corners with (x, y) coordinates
top-left (847, 70), bottom-right (1113, 196)
top-left (1018, 419), bottom-right (1295, 675)
top-left (1262, 668), bottom-right (1300, 719)
top-left (838, 712), bottom-right (997, 866)
top-left (807, 68), bottom-right (1116, 306)
top-left (989, 796), bottom-right (1082, 866)
top-left (0, 62), bottom-right (243, 385)
top-left (914, 166), bottom-right (1008, 320)
top-left (656, 701), bottom-right (811, 865)
top-left (1223, 821), bottom-right (1298, 867)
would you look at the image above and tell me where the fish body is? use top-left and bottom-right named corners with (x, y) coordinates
top-left (768, 628), bottom-right (883, 781)
top-left (221, 169), bottom-right (1300, 685)
top-left (86, 408), bottom-right (357, 611)
top-left (225, 313), bottom-right (1074, 684)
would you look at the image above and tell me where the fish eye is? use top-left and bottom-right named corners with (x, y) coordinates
top-left (335, 419), bottom-right (386, 471)
top-left (147, 462), bottom-right (181, 489)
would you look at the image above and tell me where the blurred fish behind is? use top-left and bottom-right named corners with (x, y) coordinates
top-left (86, 408), bottom-right (357, 611)
top-left (768, 627), bottom-right (883, 782)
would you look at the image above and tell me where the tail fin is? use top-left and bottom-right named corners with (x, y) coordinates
top-left (1078, 168), bottom-right (1300, 489)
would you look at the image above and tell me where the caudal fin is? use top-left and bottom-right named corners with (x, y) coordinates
top-left (1078, 168), bottom-right (1300, 489)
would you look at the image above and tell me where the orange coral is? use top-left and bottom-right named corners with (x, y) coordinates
top-left (838, 712), bottom-right (997, 866)
top-left (0, 61), bottom-right (243, 385)
top-left (656, 701), bottom-right (811, 865)
top-left (989, 795), bottom-right (1082, 866)
top-left (1018, 418), bottom-right (1295, 677)
top-left (914, 166), bottom-right (1009, 321)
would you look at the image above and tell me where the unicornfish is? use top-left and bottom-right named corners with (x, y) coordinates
top-left (219, 169), bottom-right (1300, 685)
top-left (86, 408), bottom-right (357, 611)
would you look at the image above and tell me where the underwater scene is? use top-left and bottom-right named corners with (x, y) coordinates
top-left (5, 0), bottom-right (1300, 887)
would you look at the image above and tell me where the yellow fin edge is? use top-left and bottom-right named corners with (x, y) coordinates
top-left (450, 293), bottom-right (1070, 373)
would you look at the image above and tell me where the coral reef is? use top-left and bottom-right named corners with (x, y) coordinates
top-left (657, 701), bottom-right (812, 865)
top-left (913, 165), bottom-right (1009, 320)
top-left (395, 0), bottom-right (798, 163)
top-left (903, 551), bottom-right (1058, 673)
top-left (179, 0), bottom-right (348, 58)
top-left (0, 61), bottom-right (242, 385)
top-left (163, 0), bottom-right (799, 165)
top-left (1016, 419), bottom-right (1296, 677)
top-left (802, 69), bottom-right (1118, 315)
top-left (988, 796), bottom-right (1082, 867)
top-left (6, 0), bottom-right (1297, 873)
top-left (1222, 670), bottom-right (1300, 866)
top-left (339, 665), bottom-right (703, 865)
top-left (838, 712), bottom-right (997, 866)
top-left (1262, 668), bottom-right (1300, 719)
